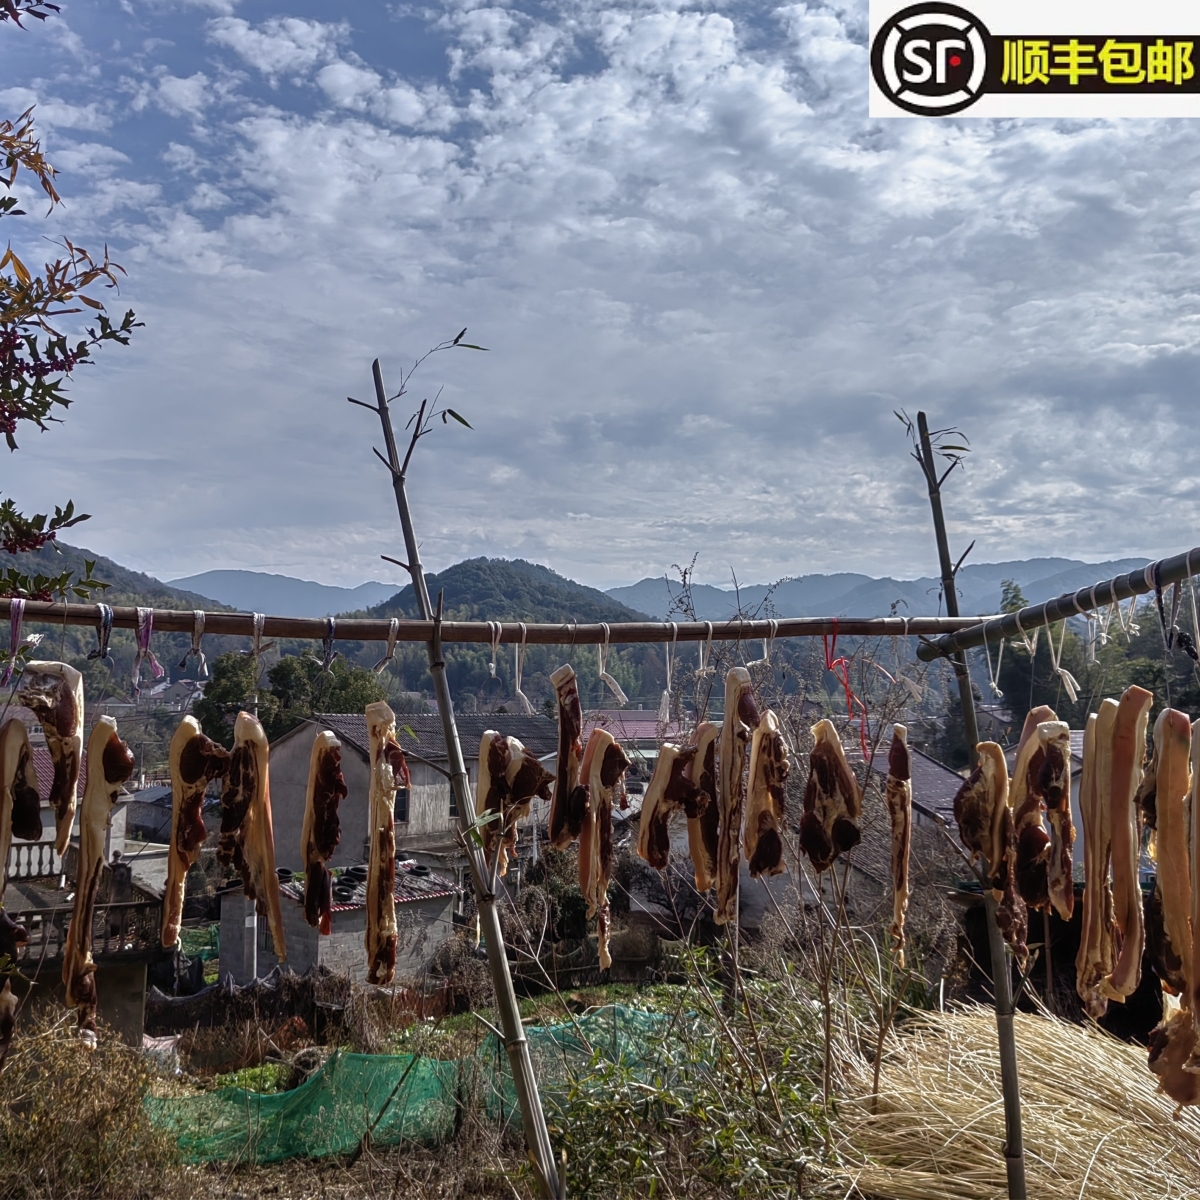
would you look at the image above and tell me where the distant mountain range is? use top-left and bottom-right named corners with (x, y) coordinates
top-left (607, 557), bottom-right (1153, 620)
top-left (168, 570), bottom-right (401, 618)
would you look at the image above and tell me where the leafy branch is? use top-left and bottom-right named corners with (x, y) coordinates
top-left (895, 408), bottom-right (971, 491)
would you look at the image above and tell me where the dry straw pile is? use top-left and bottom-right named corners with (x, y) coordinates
top-left (831, 1005), bottom-right (1200, 1200)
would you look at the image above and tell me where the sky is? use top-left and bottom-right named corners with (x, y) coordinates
top-left (3, 1), bottom-right (1200, 592)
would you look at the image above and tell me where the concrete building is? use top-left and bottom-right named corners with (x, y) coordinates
top-left (266, 711), bottom-right (558, 870)
top-left (219, 860), bottom-right (458, 984)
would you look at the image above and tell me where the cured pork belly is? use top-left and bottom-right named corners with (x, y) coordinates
top-left (18, 661), bottom-right (83, 855)
top-left (953, 741), bottom-right (1028, 969)
top-left (716, 668), bottom-right (758, 925)
top-left (162, 718), bottom-right (229, 949)
top-left (63, 717), bottom-right (135, 1043)
top-left (476, 731), bottom-right (553, 878)
top-left (1008, 705), bottom-right (1057, 913)
top-left (1038, 721), bottom-right (1074, 922)
top-left (885, 724), bottom-right (912, 966)
top-left (218, 712), bottom-right (286, 964)
top-left (365, 702), bottom-right (410, 985)
top-left (579, 729), bottom-right (629, 970)
top-left (1076, 702), bottom-right (1117, 1018)
top-left (0, 718), bottom-right (39, 900)
top-left (548, 665), bottom-right (586, 849)
top-left (685, 722), bottom-right (720, 891)
top-left (301, 731), bottom-right (348, 936)
top-left (1102, 684), bottom-right (1154, 1002)
top-left (636, 743), bottom-right (700, 870)
top-left (745, 710), bottom-right (789, 878)
top-left (799, 719), bottom-right (862, 874)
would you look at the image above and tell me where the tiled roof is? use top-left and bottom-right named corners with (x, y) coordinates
top-left (31, 747), bottom-right (88, 807)
top-left (278, 860), bottom-right (457, 910)
top-left (583, 709), bottom-right (685, 745)
top-left (312, 712), bottom-right (558, 761)
top-left (868, 743), bottom-right (965, 824)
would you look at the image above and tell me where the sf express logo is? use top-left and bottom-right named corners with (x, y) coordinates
top-left (871, 3), bottom-right (990, 114)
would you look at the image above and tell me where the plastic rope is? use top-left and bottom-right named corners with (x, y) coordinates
top-left (373, 618), bottom-right (400, 674)
top-left (321, 618), bottom-right (339, 673)
top-left (487, 622), bottom-right (501, 678)
top-left (823, 619), bottom-right (869, 760)
top-left (748, 619), bottom-right (778, 669)
top-left (87, 603), bottom-right (114, 667)
top-left (657, 623), bottom-right (678, 726)
top-left (597, 623), bottom-right (628, 706)
top-left (697, 622), bottom-right (714, 677)
top-left (1013, 609), bottom-right (1039, 658)
top-left (0, 598), bottom-right (24, 687)
top-left (513, 624), bottom-right (535, 715)
top-left (1046, 614), bottom-right (1080, 704)
top-left (132, 607), bottom-right (165, 698)
top-left (177, 610), bottom-right (208, 678)
top-left (982, 623), bottom-right (1005, 699)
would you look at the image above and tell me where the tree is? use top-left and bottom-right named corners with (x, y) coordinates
top-left (191, 653), bottom-right (273, 748)
top-left (0, 5), bottom-right (139, 619)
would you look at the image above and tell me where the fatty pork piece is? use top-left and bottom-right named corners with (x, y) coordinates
top-left (1150, 997), bottom-right (1200, 1111)
top-left (886, 724), bottom-right (913, 966)
top-left (799, 719), bottom-right (862, 873)
top-left (953, 742), bottom-right (1028, 969)
top-left (579, 729), bottom-right (630, 970)
top-left (1007, 705), bottom-right (1058, 913)
top-left (636, 743), bottom-right (700, 871)
top-left (218, 712), bottom-right (287, 964)
top-left (0, 978), bottom-right (17, 1070)
top-left (548, 665), bottom-right (586, 848)
top-left (0, 718), bottom-right (40, 901)
top-left (17, 661), bottom-right (83, 855)
top-left (1038, 721), bottom-right (1074, 922)
top-left (1144, 709), bottom-right (1192, 999)
top-left (162, 717), bottom-right (230, 949)
top-left (745, 710), bottom-right (789, 878)
top-left (364, 702), bottom-right (410, 986)
top-left (685, 722), bottom-right (720, 892)
top-left (1076, 702), bottom-right (1118, 1019)
top-left (1102, 684), bottom-right (1154, 1002)
top-left (716, 668), bottom-right (759, 925)
top-left (301, 731), bottom-right (348, 935)
top-left (476, 731), bottom-right (554, 878)
top-left (63, 717), bottom-right (136, 1044)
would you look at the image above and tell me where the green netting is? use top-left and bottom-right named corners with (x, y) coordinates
top-left (147, 1005), bottom-right (678, 1164)
top-left (178, 923), bottom-right (220, 962)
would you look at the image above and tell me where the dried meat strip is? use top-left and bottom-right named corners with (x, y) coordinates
top-left (745, 710), bottom-right (789, 878)
top-left (301, 730), bottom-right (348, 935)
top-left (716, 668), bottom-right (757, 924)
top-left (549, 665), bottom-right (585, 848)
top-left (18, 661), bottom-right (83, 855)
top-left (365, 702), bottom-right (410, 985)
top-left (885, 724), bottom-right (912, 966)
top-left (799, 718), bottom-right (862, 874)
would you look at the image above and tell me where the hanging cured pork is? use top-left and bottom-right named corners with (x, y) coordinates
top-left (1147, 708), bottom-right (1200, 1107)
top-left (63, 717), bottom-right (136, 1044)
top-left (18, 661), bottom-right (83, 855)
top-left (1007, 705), bottom-right (1057, 913)
top-left (1102, 684), bottom-right (1154, 1002)
top-left (1076, 701), bottom-right (1117, 1018)
top-left (799, 718), bottom-right (862, 874)
top-left (301, 731), bottom-right (348, 936)
top-left (885, 724), bottom-right (913, 966)
top-left (0, 978), bottom-right (16, 1069)
top-left (636, 743), bottom-right (700, 870)
top-left (953, 741), bottom-right (1028, 969)
top-left (745, 710), bottom-right (789, 878)
top-left (1039, 721), bottom-right (1074, 922)
top-left (0, 718), bottom-right (40, 900)
top-left (579, 728), bottom-right (630, 970)
top-left (162, 717), bottom-right (230, 949)
top-left (549, 665), bottom-right (586, 848)
top-left (217, 712), bottom-right (286, 963)
top-left (716, 668), bottom-right (757, 924)
top-left (685, 721), bottom-right (720, 891)
top-left (476, 731), bottom-right (553, 878)
top-left (364, 702), bottom-right (410, 985)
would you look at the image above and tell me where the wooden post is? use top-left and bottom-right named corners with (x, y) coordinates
top-left (914, 411), bottom-right (1026, 1200)
top-left (365, 359), bottom-right (562, 1200)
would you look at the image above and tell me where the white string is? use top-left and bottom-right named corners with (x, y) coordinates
top-left (321, 617), bottom-right (339, 673)
top-left (373, 618), bottom-right (400, 674)
top-left (1013, 609), bottom-right (1039, 657)
top-left (597, 623), bottom-right (628, 705)
top-left (696, 622), bottom-right (714, 677)
top-left (657, 623), bottom-right (678, 725)
top-left (513, 623), bottom-right (535, 715)
top-left (487, 622), bottom-right (501, 678)
top-left (1114, 594), bottom-right (1141, 640)
top-left (982, 623), bottom-right (1005, 699)
top-left (748, 619), bottom-right (778, 669)
top-left (1047, 617), bottom-right (1080, 704)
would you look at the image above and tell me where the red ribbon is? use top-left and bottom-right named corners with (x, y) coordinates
top-left (823, 619), bottom-right (870, 761)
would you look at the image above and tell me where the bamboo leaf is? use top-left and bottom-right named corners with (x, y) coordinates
top-left (446, 409), bottom-right (472, 428)
top-left (455, 343), bottom-right (489, 351)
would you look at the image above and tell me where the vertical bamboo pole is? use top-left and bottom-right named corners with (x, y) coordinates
top-left (368, 360), bottom-right (562, 1200)
top-left (915, 411), bottom-right (1026, 1200)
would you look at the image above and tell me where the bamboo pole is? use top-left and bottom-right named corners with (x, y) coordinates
top-left (0, 601), bottom-right (989, 644)
top-left (363, 359), bottom-right (561, 1200)
top-left (917, 546), bottom-right (1200, 661)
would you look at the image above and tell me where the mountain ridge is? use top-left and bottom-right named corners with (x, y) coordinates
top-left (169, 569), bottom-right (401, 619)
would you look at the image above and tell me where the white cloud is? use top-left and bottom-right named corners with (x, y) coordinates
top-left (206, 16), bottom-right (348, 82)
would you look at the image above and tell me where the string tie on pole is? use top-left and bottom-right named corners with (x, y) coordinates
top-left (487, 622), bottom-right (501, 678)
top-left (823, 618), bottom-right (869, 760)
top-left (748, 619), bottom-right (778, 669)
top-left (132, 606), bottom-right (165, 698)
top-left (321, 618), bottom-right (339, 673)
top-left (178, 610), bottom-right (208, 678)
top-left (1013, 609), bottom-right (1039, 658)
top-left (658, 623), bottom-right (677, 726)
top-left (374, 618), bottom-right (400, 674)
top-left (597, 623), bottom-right (628, 705)
top-left (982, 622), bottom-right (1005, 699)
top-left (0, 598), bottom-right (25, 687)
top-left (513, 623), bottom-right (535, 715)
top-left (87, 603), bottom-right (113, 667)
top-left (242, 613), bottom-right (276, 659)
top-left (1046, 612), bottom-right (1080, 704)
top-left (696, 622), bottom-right (714, 677)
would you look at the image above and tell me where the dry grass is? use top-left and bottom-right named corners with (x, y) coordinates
top-left (833, 1005), bottom-right (1200, 1200)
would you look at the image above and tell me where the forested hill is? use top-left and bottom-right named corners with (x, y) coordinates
top-left (365, 558), bottom-right (651, 624)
